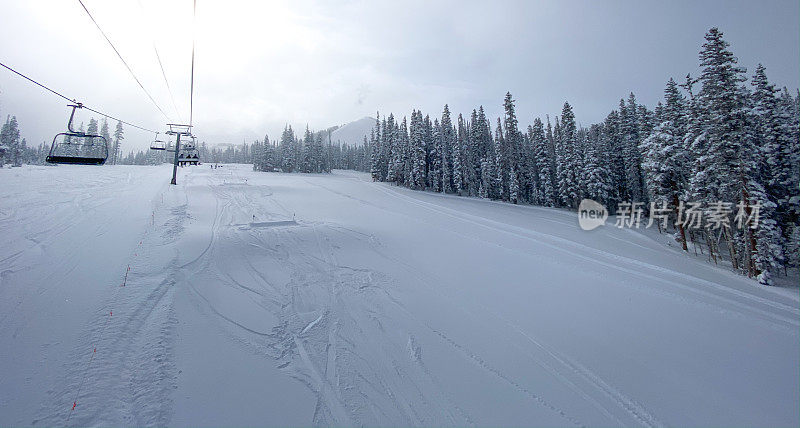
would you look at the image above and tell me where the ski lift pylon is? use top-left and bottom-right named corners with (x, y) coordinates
top-left (46, 103), bottom-right (108, 165)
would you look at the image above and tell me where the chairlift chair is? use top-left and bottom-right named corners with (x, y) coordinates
top-left (46, 104), bottom-right (108, 165)
top-left (178, 135), bottom-right (200, 165)
top-left (149, 132), bottom-right (168, 151)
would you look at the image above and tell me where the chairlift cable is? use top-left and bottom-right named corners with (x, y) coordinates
top-left (76, 0), bottom-right (172, 122)
top-left (153, 44), bottom-right (182, 121)
top-left (0, 62), bottom-right (75, 104)
top-left (135, 0), bottom-right (182, 121)
top-left (189, 0), bottom-right (197, 128)
top-left (0, 61), bottom-right (158, 133)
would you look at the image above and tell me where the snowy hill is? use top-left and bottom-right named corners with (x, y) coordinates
top-left (329, 116), bottom-right (376, 146)
top-left (0, 164), bottom-right (797, 427)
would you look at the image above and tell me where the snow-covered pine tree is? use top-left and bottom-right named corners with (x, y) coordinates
top-left (494, 117), bottom-right (506, 200)
top-left (600, 110), bottom-right (625, 210)
top-left (252, 140), bottom-right (262, 171)
top-left (453, 114), bottom-right (467, 194)
top-left (468, 109), bottom-right (483, 194)
top-left (558, 102), bottom-right (581, 208)
top-left (279, 125), bottom-right (295, 172)
top-left (87, 118), bottom-right (98, 135)
top-left (370, 114), bottom-right (381, 181)
top-left (99, 118), bottom-right (111, 164)
top-left (502, 93), bottom-right (523, 201)
top-left (301, 126), bottom-right (314, 172)
top-left (423, 114), bottom-right (433, 188)
top-left (530, 118), bottom-right (555, 206)
top-left (620, 94), bottom-right (647, 205)
top-left (399, 116), bottom-right (411, 185)
top-left (584, 124), bottom-right (613, 208)
top-left (263, 135), bottom-right (277, 171)
top-left (481, 143), bottom-right (500, 200)
top-left (409, 110), bottom-right (426, 189)
top-left (386, 114), bottom-right (402, 183)
top-left (777, 88), bottom-right (800, 229)
top-left (83, 118), bottom-right (101, 161)
top-left (312, 132), bottom-right (325, 173)
top-left (509, 167), bottom-right (520, 204)
top-left (691, 27), bottom-right (780, 281)
top-left (430, 119), bottom-right (442, 191)
top-left (640, 78), bottom-right (691, 249)
top-left (440, 105), bottom-right (454, 193)
top-left (751, 65), bottom-right (800, 249)
top-left (575, 127), bottom-right (588, 201)
top-left (0, 116), bottom-right (21, 167)
top-left (110, 120), bottom-right (123, 165)
top-left (521, 130), bottom-right (537, 204)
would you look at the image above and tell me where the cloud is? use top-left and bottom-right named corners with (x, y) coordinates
top-left (0, 0), bottom-right (797, 153)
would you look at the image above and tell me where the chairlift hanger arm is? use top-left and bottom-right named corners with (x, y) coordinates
top-left (67, 103), bottom-right (83, 134)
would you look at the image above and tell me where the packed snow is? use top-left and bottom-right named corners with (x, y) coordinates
top-left (0, 164), bottom-right (797, 427)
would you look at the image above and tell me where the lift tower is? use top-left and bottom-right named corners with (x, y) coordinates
top-left (165, 124), bottom-right (193, 185)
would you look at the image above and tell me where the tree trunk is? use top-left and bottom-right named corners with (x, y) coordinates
top-left (705, 229), bottom-right (717, 265)
top-left (740, 184), bottom-right (760, 278)
top-left (723, 226), bottom-right (738, 271)
top-left (673, 193), bottom-right (688, 251)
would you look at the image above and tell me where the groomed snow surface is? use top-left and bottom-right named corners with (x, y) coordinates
top-left (0, 164), bottom-right (797, 427)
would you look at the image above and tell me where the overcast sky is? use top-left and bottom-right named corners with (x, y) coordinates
top-left (0, 0), bottom-right (797, 152)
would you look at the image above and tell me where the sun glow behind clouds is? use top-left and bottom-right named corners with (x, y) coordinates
top-left (5, 0), bottom-right (361, 147)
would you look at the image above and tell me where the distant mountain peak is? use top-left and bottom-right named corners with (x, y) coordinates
top-left (329, 117), bottom-right (376, 146)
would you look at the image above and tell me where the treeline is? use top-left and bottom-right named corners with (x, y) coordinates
top-left (252, 125), bottom-right (370, 173)
top-left (0, 115), bottom-right (43, 166)
top-left (362, 28), bottom-right (798, 285)
top-left (115, 140), bottom-right (248, 165)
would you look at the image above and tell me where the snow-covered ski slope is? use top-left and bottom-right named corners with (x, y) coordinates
top-left (0, 164), bottom-right (797, 427)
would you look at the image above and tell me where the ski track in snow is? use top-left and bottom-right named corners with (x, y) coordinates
top-left (0, 165), bottom-right (797, 427)
top-left (367, 182), bottom-right (799, 330)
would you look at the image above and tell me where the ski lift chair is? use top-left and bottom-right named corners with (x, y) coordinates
top-left (150, 132), bottom-right (168, 150)
top-left (46, 104), bottom-right (108, 165)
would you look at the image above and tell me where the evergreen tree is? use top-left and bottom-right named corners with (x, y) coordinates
top-left (431, 119), bottom-right (442, 191)
top-left (500, 93), bottom-right (522, 200)
top-left (558, 102), bottom-right (581, 208)
top-left (621, 94), bottom-right (647, 204)
top-left (530, 118), bottom-right (555, 206)
top-left (751, 66), bottom-right (799, 234)
top-left (453, 114), bottom-right (467, 194)
top-left (280, 125), bottom-right (296, 172)
top-left (468, 109), bottom-right (484, 194)
top-left (370, 114), bottom-right (381, 181)
top-left (399, 116), bottom-right (411, 184)
top-left (509, 167), bottom-right (520, 204)
top-left (440, 105), bottom-right (454, 193)
top-left (481, 140), bottom-right (500, 200)
top-left (584, 124), bottom-right (613, 207)
top-left (640, 78), bottom-right (691, 249)
top-left (691, 27), bottom-right (775, 279)
top-left (386, 114), bottom-right (401, 183)
top-left (423, 114), bottom-right (433, 187)
top-left (409, 110), bottom-right (427, 189)
top-left (0, 116), bottom-right (21, 166)
top-left (100, 118), bottom-right (111, 161)
top-left (493, 117), bottom-right (505, 199)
